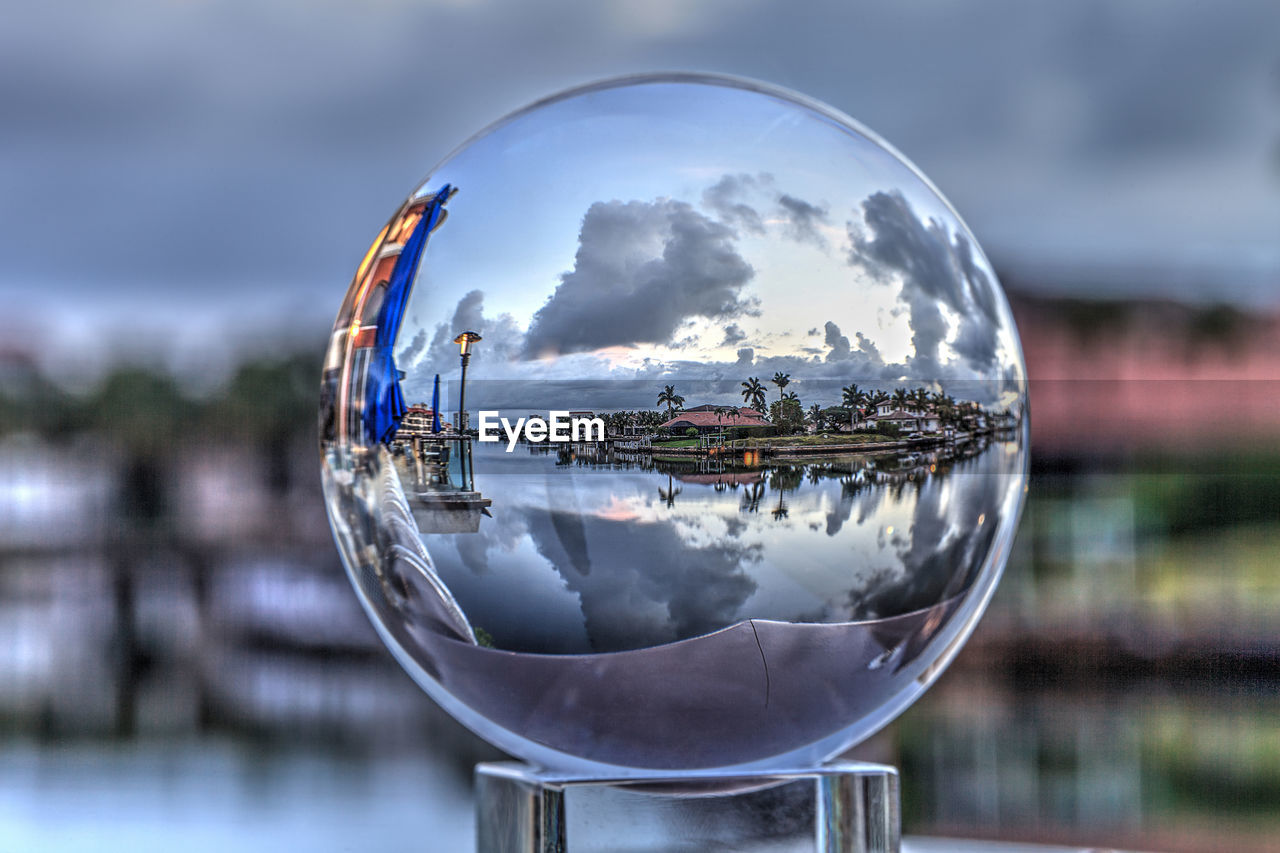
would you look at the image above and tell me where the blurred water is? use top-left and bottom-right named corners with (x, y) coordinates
top-left (0, 423), bottom-right (1276, 850)
top-left (0, 741), bottom-right (474, 853)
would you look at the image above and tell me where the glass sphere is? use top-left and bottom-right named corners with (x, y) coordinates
top-left (320, 73), bottom-right (1028, 775)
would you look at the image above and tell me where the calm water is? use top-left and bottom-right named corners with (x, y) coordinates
top-left (361, 436), bottom-right (1027, 769)
top-left (406, 436), bottom-right (1024, 656)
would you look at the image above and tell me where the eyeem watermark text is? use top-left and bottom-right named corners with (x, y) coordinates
top-left (477, 411), bottom-right (605, 452)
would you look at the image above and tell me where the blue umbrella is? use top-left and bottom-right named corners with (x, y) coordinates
top-left (431, 374), bottom-right (441, 434)
top-left (363, 184), bottom-right (453, 445)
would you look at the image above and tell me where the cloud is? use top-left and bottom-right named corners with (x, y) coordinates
top-left (823, 321), bottom-right (851, 361)
top-left (949, 235), bottom-right (1001, 369)
top-left (721, 322), bottom-right (747, 346)
top-left (396, 328), bottom-right (427, 364)
top-left (777, 193), bottom-right (830, 248)
top-left (702, 173), bottom-right (767, 234)
top-left (854, 331), bottom-right (881, 362)
top-left (822, 321), bottom-right (886, 376)
top-left (735, 347), bottom-right (755, 367)
top-left (703, 175), bottom-right (831, 250)
top-left (849, 190), bottom-right (1002, 374)
top-left (403, 289), bottom-right (524, 394)
top-left (521, 199), bottom-right (755, 357)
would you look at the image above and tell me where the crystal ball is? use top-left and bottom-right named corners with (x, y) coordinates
top-left (320, 73), bottom-right (1028, 775)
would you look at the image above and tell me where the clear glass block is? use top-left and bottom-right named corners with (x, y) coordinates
top-left (476, 761), bottom-right (899, 853)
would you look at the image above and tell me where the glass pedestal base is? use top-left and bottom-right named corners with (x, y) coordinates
top-left (475, 761), bottom-right (900, 853)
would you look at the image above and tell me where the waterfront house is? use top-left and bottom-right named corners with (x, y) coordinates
top-left (659, 405), bottom-right (767, 435)
top-left (867, 400), bottom-right (941, 433)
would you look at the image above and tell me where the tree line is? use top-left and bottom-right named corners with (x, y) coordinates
top-left (649, 375), bottom-right (997, 437)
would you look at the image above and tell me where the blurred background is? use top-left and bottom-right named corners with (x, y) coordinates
top-left (2, 1), bottom-right (1277, 851)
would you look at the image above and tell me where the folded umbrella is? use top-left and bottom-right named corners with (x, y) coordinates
top-left (363, 184), bottom-right (454, 445)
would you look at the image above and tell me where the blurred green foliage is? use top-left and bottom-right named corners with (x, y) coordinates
top-left (0, 351), bottom-right (322, 450)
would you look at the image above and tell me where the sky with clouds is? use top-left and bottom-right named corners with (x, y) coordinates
top-left (387, 78), bottom-right (1023, 412)
top-left (3, 0), bottom-right (1278, 370)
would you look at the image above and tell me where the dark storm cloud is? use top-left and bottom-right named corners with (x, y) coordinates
top-left (702, 173), bottom-right (767, 234)
top-left (521, 199), bottom-right (755, 357)
top-left (849, 190), bottom-right (1001, 373)
top-left (949, 235), bottom-right (1002, 369)
top-left (777, 194), bottom-right (830, 248)
top-left (721, 323), bottom-right (748, 346)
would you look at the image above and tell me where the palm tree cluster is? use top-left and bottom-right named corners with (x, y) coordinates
top-left (644, 378), bottom-right (990, 439)
top-left (601, 409), bottom-right (670, 434)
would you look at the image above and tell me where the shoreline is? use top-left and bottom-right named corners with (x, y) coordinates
top-left (616, 431), bottom-right (1001, 459)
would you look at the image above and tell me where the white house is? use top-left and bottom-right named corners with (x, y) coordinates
top-left (867, 400), bottom-right (941, 433)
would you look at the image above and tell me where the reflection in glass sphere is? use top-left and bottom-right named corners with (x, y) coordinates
top-left (320, 74), bottom-right (1028, 775)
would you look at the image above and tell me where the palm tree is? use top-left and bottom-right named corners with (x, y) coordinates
top-left (656, 384), bottom-right (684, 417)
top-left (940, 393), bottom-right (957, 427)
top-left (772, 372), bottom-right (791, 403)
top-left (782, 390), bottom-right (800, 403)
top-left (808, 403), bottom-right (823, 432)
top-left (891, 387), bottom-right (910, 412)
top-left (912, 387), bottom-right (930, 413)
top-left (841, 383), bottom-right (864, 430)
top-left (741, 377), bottom-right (767, 412)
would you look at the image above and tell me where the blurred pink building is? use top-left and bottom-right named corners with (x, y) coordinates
top-left (1013, 296), bottom-right (1280, 453)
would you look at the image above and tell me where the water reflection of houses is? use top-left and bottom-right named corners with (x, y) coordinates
top-left (671, 470), bottom-right (764, 488)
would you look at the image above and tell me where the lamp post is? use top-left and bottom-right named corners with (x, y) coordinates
top-left (453, 331), bottom-right (482, 432)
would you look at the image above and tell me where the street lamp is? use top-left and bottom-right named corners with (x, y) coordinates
top-left (453, 330), bottom-right (482, 432)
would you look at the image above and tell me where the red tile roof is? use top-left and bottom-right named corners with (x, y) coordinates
top-left (661, 411), bottom-right (767, 428)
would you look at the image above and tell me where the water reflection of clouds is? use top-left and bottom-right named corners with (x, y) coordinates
top-left (424, 441), bottom-right (1023, 653)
